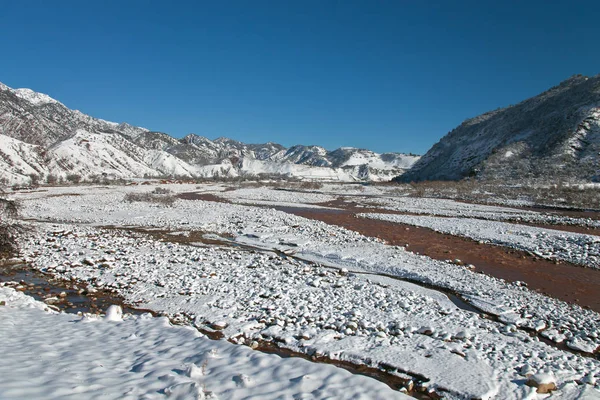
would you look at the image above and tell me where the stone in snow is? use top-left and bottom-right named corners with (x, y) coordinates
top-left (186, 363), bottom-right (205, 379)
top-left (104, 305), bottom-right (123, 322)
top-left (526, 373), bottom-right (557, 394)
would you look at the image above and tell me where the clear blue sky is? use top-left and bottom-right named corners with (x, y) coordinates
top-left (1, 1), bottom-right (598, 154)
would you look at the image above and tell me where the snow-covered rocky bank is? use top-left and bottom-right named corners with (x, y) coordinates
top-left (0, 285), bottom-right (409, 400)
top-left (215, 187), bottom-right (338, 208)
top-left (9, 184), bottom-right (600, 399)
top-left (214, 186), bottom-right (600, 229)
top-left (345, 195), bottom-right (600, 229)
top-left (359, 213), bottom-right (600, 269)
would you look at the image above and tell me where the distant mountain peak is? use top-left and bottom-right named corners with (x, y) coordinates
top-left (183, 134), bottom-right (214, 145)
top-left (12, 87), bottom-right (61, 106)
top-left (0, 82), bottom-right (61, 106)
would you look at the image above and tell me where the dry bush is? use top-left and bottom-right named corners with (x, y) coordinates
top-left (298, 181), bottom-right (324, 190)
top-left (46, 174), bottom-right (58, 185)
top-left (66, 174), bottom-right (82, 184)
top-left (123, 191), bottom-right (176, 206)
top-left (0, 196), bottom-right (20, 257)
top-left (151, 187), bottom-right (172, 195)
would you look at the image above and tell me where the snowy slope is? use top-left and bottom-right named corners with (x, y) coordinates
top-left (12, 88), bottom-right (61, 106)
top-left (0, 134), bottom-right (46, 184)
top-left (0, 84), bottom-right (148, 147)
top-left (0, 286), bottom-right (408, 400)
top-left (399, 74), bottom-right (600, 182)
top-left (0, 81), bottom-right (419, 183)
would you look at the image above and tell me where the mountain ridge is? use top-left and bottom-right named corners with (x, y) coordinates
top-left (397, 74), bottom-right (600, 183)
top-left (0, 82), bottom-right (419, 184)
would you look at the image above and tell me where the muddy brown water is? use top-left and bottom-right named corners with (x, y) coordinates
top-left (318, 198), bottom-right (600, 236)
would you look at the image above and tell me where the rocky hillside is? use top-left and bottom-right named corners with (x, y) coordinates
top-left (397, 74), bottom-right (600, 182)
top-left (0, 82), bottom-right (419, 185)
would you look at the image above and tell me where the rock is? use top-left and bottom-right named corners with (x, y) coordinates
top-left (300, 331), bottom-right (311, 340)
top-left (567, 337), bottom-right (597, 354)
top-left (104, 305), bottom-right (123, 322)
top-left (581, 372), bottom-right (597, 385)
top-left (44, 297), bottom-right (59, 304)
top-left (209, 321), bottom-right (228, 330)
top-left (526, 373), bottom-right (556, 394)
top-left (185, 363), bottom-right (205, 379)
top-left (233, 373), bottom-right (252, 388)
top-left (519, 364), bottom-right (535, 377)
top-left (418, 326), bottom-right (435, 335)
top-left (533, 320), bottom-right (546, 332)
top-left (309, 278), bottom-right (321, 287)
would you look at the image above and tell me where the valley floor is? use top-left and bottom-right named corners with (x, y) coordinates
top-left (2, 182), bottom-right (600, 399)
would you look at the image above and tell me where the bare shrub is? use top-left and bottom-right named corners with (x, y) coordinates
top-left (0, 194), bottom-right (20, 257)
top-left (124, 191), bottom-right (176, 206)
top-left (28, 174), bottom-right (41, 187)
top-left (151, 187), bottom-right (172, 195)
top-left (66, 174), bottom-right (82, 184)
top-left (46, 174), bottom-right (58, 185)
top-left (299, 181), bottom-right (324, 190)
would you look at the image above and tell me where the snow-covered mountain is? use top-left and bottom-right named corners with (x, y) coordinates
top-left (0, 82), bottom-right (419, 184)
top-left (398, 74), bottom-right (600, 182)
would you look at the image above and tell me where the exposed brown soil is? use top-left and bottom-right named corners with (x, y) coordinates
top-left (46, 193), bottom-right (83, 198)
top-left (320, 198), bottom-right (600, 236)
top-left (435, 197), bottom-right (600, 220)
top-left (177, 192), bottom-right (227, 202)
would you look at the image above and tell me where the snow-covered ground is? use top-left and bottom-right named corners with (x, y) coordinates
top-left (356, 196), bottom-right (600, 228)
top-left (360, 213), bottom-right (600, 269)
top-left (326, 191), bottom-right (600, 228)
top-left (216, 185), bottom-right (600, 229)
top-left (215, 187), bottom-right (338, 208)
top-left (7, 184), bottom-right (600, 399)
top-left (0, 286), bottom-right (408, 400)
